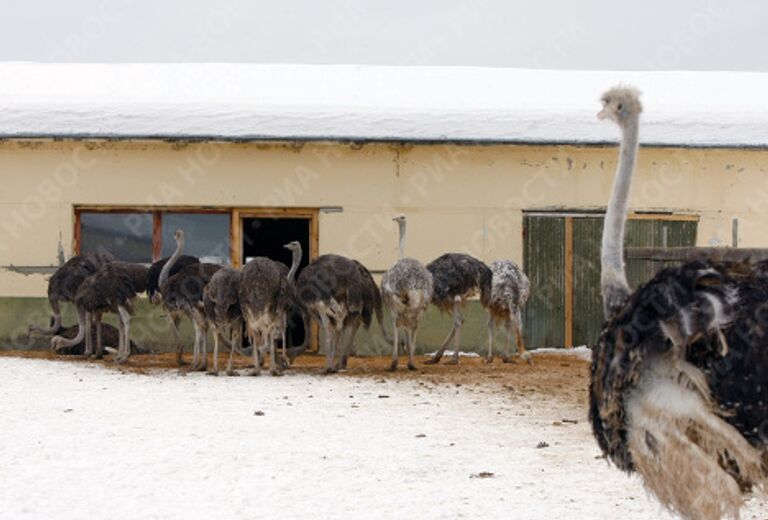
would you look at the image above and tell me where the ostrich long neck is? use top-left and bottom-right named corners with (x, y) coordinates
top-left (397, 220), bottom-right (406, 261)
top-left (601, 117), bottom-right (639, 319)
top-left (159, 234), bottom-right (184, 289)
top-left (287, 246), bottom-right (301, 282)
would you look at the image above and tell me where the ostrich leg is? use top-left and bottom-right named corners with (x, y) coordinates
top-left (512, 310), bottom-right (532, 364)
top-left (93, 312), bottom-right (104, 359)
top-left (83, 312), bottom-right (93, 358)
top-left (208, 327), bottom-right (220, 376)
top-left (226, 324), bottom-right (242, 376)
top-left (406, 328), bottom-right (418, 371)
top-left (169, 313), bottom-right (186, 366)
top-left (340, 321), bottom-right (361, 370)
top-left (248, 330), bottom-right (262, 376)
top-left (269, 330), bottom-right (283, 377)
top-left (319, 314), bottom-right (336, 374)
top-left (501, 319), bottom-right (514, 363)
top-left (423, 324), bottom-right (456, 365)
top-left (485, 313), bottom-right (495, 363)
top-left (444, 302), bottom-right (464, 365)
top-left (116, 305), bottom-right (132, 364)
top-left (190, 319), bottom-right (202, 370)
top-left (388, 316), bottom-right (399, 372)
top-left (198, 319), bottom-right (209, 372)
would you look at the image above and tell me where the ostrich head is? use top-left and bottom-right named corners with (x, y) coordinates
top-left (283, 240), bottom-right (301, 252)
top-left (393, 215), bottom-right (406, 223)
top-left (174, 229), bottom-right (184, 244)
top-left (597, 86), bottom-right (642, 126)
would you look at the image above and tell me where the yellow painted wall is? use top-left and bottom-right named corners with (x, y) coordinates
top-left (1, 139), bottom-right (767, 297)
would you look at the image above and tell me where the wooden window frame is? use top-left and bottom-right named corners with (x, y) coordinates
top-left (73, 205), bottom-right (320, 267)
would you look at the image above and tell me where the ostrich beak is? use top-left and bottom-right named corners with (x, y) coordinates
top-left (597, 107), bottom-right (609, 120)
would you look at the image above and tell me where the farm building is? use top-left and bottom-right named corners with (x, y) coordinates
top-left (1, 63), bottom-right (768, 352)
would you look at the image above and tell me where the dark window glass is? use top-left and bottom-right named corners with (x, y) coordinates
top-left (80, 212), bottom-right (153, 263)
top-left (161, 213), bottom-right (230, 264)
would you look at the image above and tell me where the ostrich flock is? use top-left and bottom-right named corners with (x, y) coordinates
top-left (23, 86), bottom-right (768, 519)
top-left (30, 217), bottom-right (531, 376)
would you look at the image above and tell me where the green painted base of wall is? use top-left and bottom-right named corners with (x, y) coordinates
top-left (0, 297), bottom-right (532, 356)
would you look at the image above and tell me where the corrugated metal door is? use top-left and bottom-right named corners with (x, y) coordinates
top-left (522, 216), bottom-right (565, 348)
top-left (524, 215), bottom-right (697, 349)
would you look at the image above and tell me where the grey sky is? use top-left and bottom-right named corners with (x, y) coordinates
top-left (0, 0), bottom-right (764, 70)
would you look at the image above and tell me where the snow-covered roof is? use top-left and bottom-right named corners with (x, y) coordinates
top-left (1, 63), bottom-right (767, 147)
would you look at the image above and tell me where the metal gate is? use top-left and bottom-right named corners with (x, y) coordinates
top-left (523, 214), bottom-right (697, 348)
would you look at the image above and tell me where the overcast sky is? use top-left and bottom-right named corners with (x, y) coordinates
top-left (0, 0), bottom-right (764, 70)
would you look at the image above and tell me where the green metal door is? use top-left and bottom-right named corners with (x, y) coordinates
top-left (522, 216), bottom-right (565, 348)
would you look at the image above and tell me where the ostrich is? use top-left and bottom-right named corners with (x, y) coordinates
top-left (68, 261), bottom-right (148, 363)
top-left (203, 266), bottom-right (242, 376)
top-left (381, 215), bottom-right (433, 371)
top-left (486, 260), bottom-right (531, 363)
top-left (159, 229), bottom-right (221, 371)
top-left (30, 252), bottom-right (114, 351)
top-left (39, 320), bottom-right (144, 356)
top-left (148, 253), bottom-right (200, 364)
top-left (295, 253), bottom-right (365, 373)
top-left (423, 253), bottom-right (491, 365)
top-left (237, 241), bottom-right (301, 376)
top-left (590, 86), bottom-right (767, 519)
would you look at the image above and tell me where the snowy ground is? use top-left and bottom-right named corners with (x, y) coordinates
top-left (1, 356), bottom-right (764, 520)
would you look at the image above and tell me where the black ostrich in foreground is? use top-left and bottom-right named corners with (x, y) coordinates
top-left (148, 252), bottom-right (200, 364)
top-left (237, 241), bottom-right (301, 376)
top-left (159, 229), bottom-right (221, 371)
top-left (295, 253), bottom-right (366, 374)
top-left (590, 86), bottom-right (767, 519)
top-left (423, 253), bottom-right (492, 365)
top-left (69, 261), bottom-right (148, 363)
top-left (31, 252), bottom-right (114, 349)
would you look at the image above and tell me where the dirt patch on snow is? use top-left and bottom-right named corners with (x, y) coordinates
top-left (0, 349), bottom-right (589, 405)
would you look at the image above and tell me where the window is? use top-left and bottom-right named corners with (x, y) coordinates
top-left (79, 212), bottom-right (153, 263)
top-left (77, 209), bottom-right (230, 264)
top-left (161, 213), bottom-right (230, 264)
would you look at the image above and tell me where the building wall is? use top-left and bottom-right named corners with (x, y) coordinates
top-left (1, 139), bottom-right (766, 349)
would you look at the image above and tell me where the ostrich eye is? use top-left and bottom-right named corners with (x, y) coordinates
top-left (617, 102), bottom-right (624, 111)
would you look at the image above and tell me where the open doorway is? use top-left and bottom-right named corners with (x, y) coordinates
top-left (241, 216), bottom-right (311, 347)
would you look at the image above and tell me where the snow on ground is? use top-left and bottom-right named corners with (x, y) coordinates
top-left (0, 357), bottom-right (764, 520)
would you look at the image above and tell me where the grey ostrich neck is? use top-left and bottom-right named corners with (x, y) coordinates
top-left (601, 116), bottom-right (639, 318)
top-left (397, 220), bottom-right (407, 261)
top-left (159, 234), bottom-right (185, 289)
top-left (287, 246), bottom-right (301, 282)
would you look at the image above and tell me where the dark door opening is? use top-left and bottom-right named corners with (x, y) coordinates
top-left (242, 217), bottom-right (311, 347)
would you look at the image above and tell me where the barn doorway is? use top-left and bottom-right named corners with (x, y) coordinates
top-left (240, 215), bottom-right (312, 348)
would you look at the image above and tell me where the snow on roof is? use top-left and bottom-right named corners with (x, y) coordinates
top-left (1, 63), bottom-right (767, 147)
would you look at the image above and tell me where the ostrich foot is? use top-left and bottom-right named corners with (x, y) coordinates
top-left (269, 367), bottom-right (283, 377)
top-left (247, 368), bottom-right (261, 377)
top-left (280, 356), bottom-right (291, 370)
top-left (484, 355), bottom-right (494, 364)
top-left (206, 369), bottom-right (219, 377)
top-left (422, 356), bottom-right (441, 365)
top-left (501, 354), bottom-right (517, 364)
top-left (226, 369), bottom-right (240, 377)
top-left (388, 360), bottom-right (398, 372)
top-left (407, 361), bottom-right (416, 371)
top-left (520, 352), bottom-right (533, 365)
top-left (322, 366), bottom-right (337, 375)
top-left (444, 358), bottom-right (459, 366)
top-left (115, 355), bottom-right (128, 365)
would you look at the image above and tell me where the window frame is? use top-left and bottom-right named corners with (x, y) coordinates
top-left (73, 206), bottom-right (319, 266)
